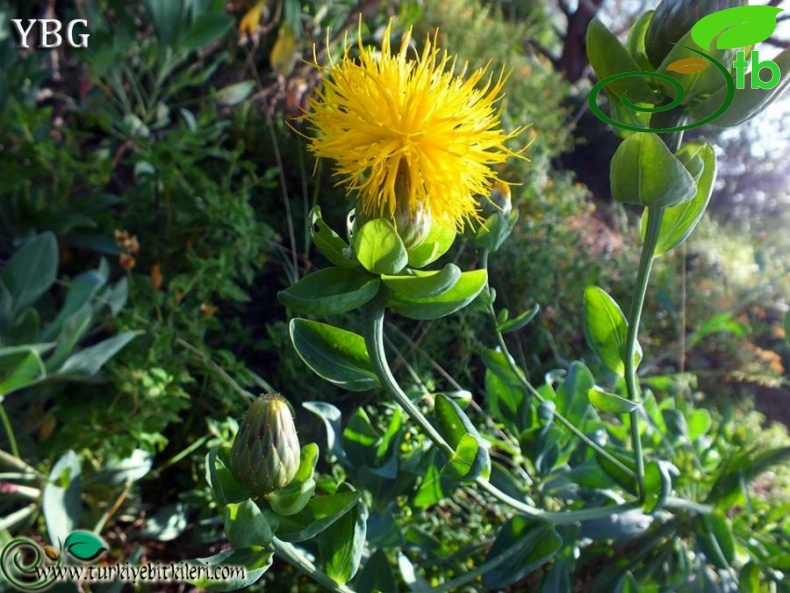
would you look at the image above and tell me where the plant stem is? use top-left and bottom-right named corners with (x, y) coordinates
top-left (0, 405), bottom-right (20, 459)
top-left (624, 206), bottom-right (664, 502)
top-left (363, 290), bottom-right (641, 525)
top-left (479, 250), bottom-right (636, 479)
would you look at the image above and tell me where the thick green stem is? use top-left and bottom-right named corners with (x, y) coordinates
top-left (363, 289), bottom-right (640, 525)
top-left (625, 207), bottom-right (664, 502)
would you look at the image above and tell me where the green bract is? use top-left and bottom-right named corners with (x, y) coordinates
top-left (230, 394), bottom-right (301, 497)
top-left (610, 133), bottom-right (696, 208)
top-left (645, 0), bottom-right (743, 68)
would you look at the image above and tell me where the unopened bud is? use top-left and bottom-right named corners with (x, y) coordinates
top-left (230, 394), bottom-right (301, 497)
top-left (645, 0), bottom-right (744, 67)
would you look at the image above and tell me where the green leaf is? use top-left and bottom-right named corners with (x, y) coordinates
top-left (643, 141), bottom-right (717, 257)
top-left (188, 548), bottom-right (272, 591)
top-left (289, 319), bottom-right (379, 391)
top-left (206, 447), bottom-right (250, 506)
top-left (224, 500), bottom-right (273, 548)
top-left (143, 503), bottom-right (188, 541)
top-left (497, 304), bottom-right (540, 334)
top-left (142, 0), bottom-right (183, 46)
top-left (695, 512), bottom-right (735, 569)
top-left (738, 562), bottom-right (762, 593)
top-left (2, 232), bottom-right (58, 316)
top-left (354, 219), bottom-right (408, 276)
top-left (41, 268), bottom-right (106, 341)
top-left (656, 30), bottom-right (734, 108)
top-left (43, 451), bottom-right (82, 546)
top-left (584, 286), bottom-right (639, 375)
top-left (0, 349), bottom-right (46, 397)
top-left (302, 402), bottom-right (345, 461)
top-left (482, 348), bottom-right (529, 434)
top-left (55, 332), bottom-right (136, 379)
top-left (691, 5), bottom-right (782, 51)
top-left (6, 308), bottom-right (40, 345)
top-left (308, 206), bottom-right (358, 268)
top-left (319, 500), bottom-right (367, 585)
top-left (63, 530), bottom-right (107, 562)
top-left (277, 268), bottom-right (380, 316)
top-left (387, 269), bottom-right (487, 320)
top-left (182, 11), bottom-right (233, 50)
top-left (214, 81), bottom-right (256, 106)
top-left (708, 45), bottom-right (790, 127)
top-left (588, 387), bottom-right (640, 414)
top-left (597, 449), bottom-right (638, 495)
top-left (587, 18), bottom-right (655, 101)
top-left (611, 133), bottom-right (697, 208)
top-left (266, 443), bottom-right (319, 516)
top-left (414, 462), bottom-right (446, 508)
top-left (482, 518), bottom-right (561, 589)
top-left (407, 222), bottom-right (456, 269)
top-left (474, 211), bottom-right (519, 253)
top-left (785, 311), bottom-right (790, 346)
top-left (626, 11), bottom-right (654, 71)
top-left (356, 549), bottom-right (396, 593)
top-left (96, 449), bottom-right (153, 486)
top-left (381, 264), bottom-right (461, 299)
top-left (554, 361), bottom-right (596, 426)
top-left (45, 304), bottom-right (94, 371)
top-left (615, 572), bottom-right (640, 593)
top-left (441, 433), bottom-right (488, 483)
top-left (706, 446), bottom-right (790, 508)
top-left (686, 312), bottom-right (746, 351)
top-left (276, 489), bottom-right (360, 542)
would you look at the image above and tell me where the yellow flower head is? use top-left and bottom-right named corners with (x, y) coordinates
top-left (304, 23), bottom-right (524, 230)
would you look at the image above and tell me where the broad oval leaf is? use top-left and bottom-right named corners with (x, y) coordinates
top-left (289, 319), bottom-right (379, 391)
top-left (354, 218), bottom-right (408, 276)
top-left (407, 222), bottom-right (456, 269)
top-left (588, 387), bottom-right (640, 414)
top-left (610, 133), bottom-right (696, 208)
top-left (276, 490), bottom-right (360, 542)
top-left (381, 264), bottom-right (461, 299)
top-left (319, 500), bottom-right (368, 585)
top-left (642, 141), bottom-right (717, 257)
top-left (584, 286), bottom-right (630, 375)
top-left (2, 232), bottom-right (58, 316)
top-left (277, 268), bottom-right (379, 316)
top-left (587, 19), bottom-right (655, 102)
top-left (224, 500), bottom-right (273, 548)
top-left (387, 269), bottom-right (487, 320)
top-left (44, 451), bottom-right (82, 546)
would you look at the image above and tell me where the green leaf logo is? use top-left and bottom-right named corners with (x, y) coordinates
top-left (63, 531), bottom-right (107, 562)
top-left (691, 6), bottom-right (783, 52)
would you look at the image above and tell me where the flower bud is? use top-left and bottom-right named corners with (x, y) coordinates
top-left (480, 181), bottom-right (512, 217)
top-left (394, 201), bottom-right (432, 251)
top-left (645, 0), bottom-right (744, 67)
top-left (230, 394), bottom-right (301, 497)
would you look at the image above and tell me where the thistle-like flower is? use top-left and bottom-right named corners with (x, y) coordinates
top-left (230, 394), bottom-right (301, 497)
top-left (304, 22), bottom-right (523, 231)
